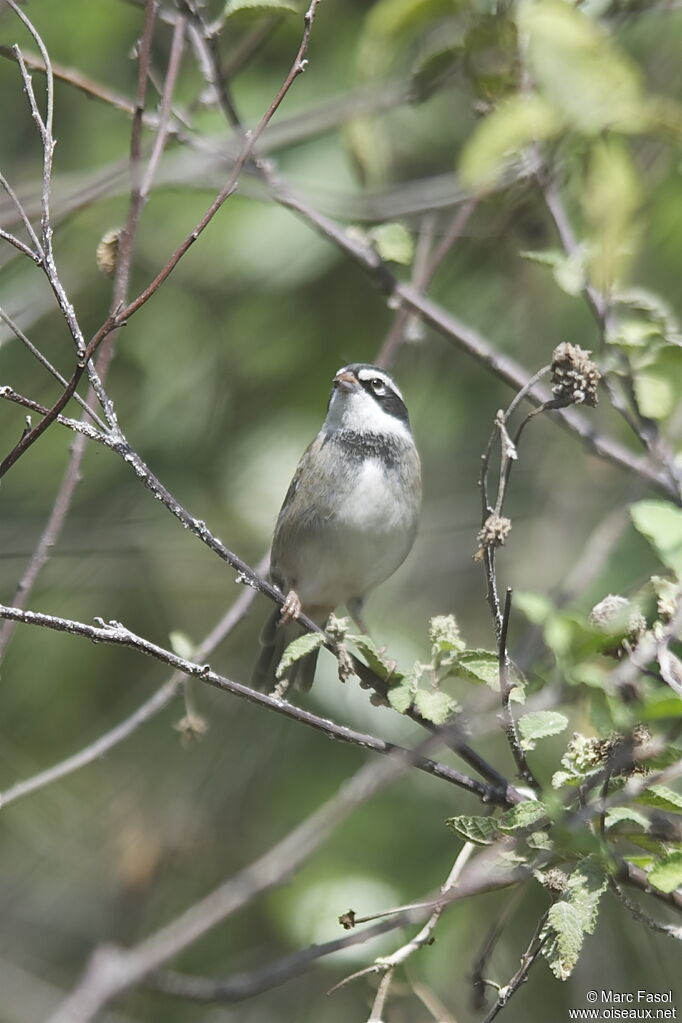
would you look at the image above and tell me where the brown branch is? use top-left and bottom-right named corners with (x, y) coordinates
top-left (499, 589), bottom-right (539, 790)
top-left (46, 733), bottom-right (522, 1023)
top-left (0, 0), bottom-right (322, 477)
top-left (48, 805), bottom-right (523, 1022)
top-left (480, 910), bottom-right (549, 1023)
top-left (0, 601), bottom-right (499, 804)
top-left (0, 562), bottom-right (265, 808)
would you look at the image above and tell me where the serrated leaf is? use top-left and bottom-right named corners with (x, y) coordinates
top-left (636, 784), bottom-right (682, 813)
top-left (518, 711), bottom-right (569, 751)
top-left (604, 807), bottom-right (650, 832)
top-left (275, 632), bottom-right (325, 679)
top-left (454, 649), bottom-right (500, 687)
top-left (369, 222), bottom-right (414, 265)
top-left (498, 800), bottom-right (547, 831)
top-left (386, 661), bottom-right (422, 713)
top-left (630, 501), bottom-right (682, 579)
top-left (460, 92), bottom-right (560, 190)
top-left (351, 634), bottom-right (396, 680)
top-left (224, 0), bottom-right (298, 17)
top-left (413, 688), bottom-right (457, 724)
top-left (541, 857), bottom-right (608, 980)
top-left (169, 630), bottom-right (195, 661)
top-left (446, 814), bottom-right (499, 845)
top-left (648, 851), bottom-right (682, 893)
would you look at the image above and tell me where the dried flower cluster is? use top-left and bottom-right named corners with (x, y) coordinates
top-left (550, 342), bottom-right (600, 407)
top-left (588, 594), bottom-right (647, 644)
top-left (476, 513), bottom-right (512, 557)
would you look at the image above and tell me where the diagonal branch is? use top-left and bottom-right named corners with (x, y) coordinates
top-left (0, 601), bottom-right (499, 804)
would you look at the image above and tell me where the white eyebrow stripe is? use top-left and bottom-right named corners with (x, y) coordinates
top-left (355, 368), bottom-right (404, 401)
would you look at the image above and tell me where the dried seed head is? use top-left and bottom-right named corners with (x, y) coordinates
top-left (474, 514), bottom-right (512, 561)
top-left (96, 227), bottom-right (122, 278)
top-left (550, 342), bottom-right (600, 407)
top-left (589, 594), bottom-right (646, 647)
top-left (539, 868), bottom-right (569, 895)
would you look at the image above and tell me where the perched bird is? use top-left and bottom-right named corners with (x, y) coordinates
top-left (253, 363), bottom-right (421, 692)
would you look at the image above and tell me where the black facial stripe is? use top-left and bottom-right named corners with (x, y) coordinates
top-left (360, 379), bottom-right (410, 425)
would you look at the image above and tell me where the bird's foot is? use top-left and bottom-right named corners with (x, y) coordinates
top-left (279, 589), bottom-right (302, 626)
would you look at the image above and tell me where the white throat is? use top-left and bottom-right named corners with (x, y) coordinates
top-left (323, 386), bottom-right (411, 440)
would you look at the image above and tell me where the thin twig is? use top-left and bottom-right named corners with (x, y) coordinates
top-left (481, 910), bottom-right (549, 1023)
top-left (499, 589), bottom-right (539, 789)
top-left (46, 737), bottom-right (522, 1023)
top-left (609, 877), bottom-right (682, 941)
top-left (0, 307), bottom-right (106, 428)
top-left (0, 562), bottom-right (265, 807)
top-left (0, 600), bottom-right (500, 804)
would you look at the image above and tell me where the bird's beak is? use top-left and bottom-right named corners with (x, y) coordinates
top-left (334, 369), bottom-right (357, 392)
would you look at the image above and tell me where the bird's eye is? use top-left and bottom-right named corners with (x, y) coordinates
top-left (370, 378), bottom-right (387, 395)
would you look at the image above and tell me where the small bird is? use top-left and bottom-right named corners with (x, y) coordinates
top-left (253, 363), bottom-right (421, 692)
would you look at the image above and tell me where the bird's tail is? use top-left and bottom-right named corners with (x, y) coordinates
top-left (251, 606), bottom-right (329, 692)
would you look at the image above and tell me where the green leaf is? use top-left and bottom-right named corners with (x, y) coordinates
top-left (648, 851), bottom-right (682, 893)
top-left (414, 688), bottom-right (457, 724)
top-left (604, 807), bottom-right (650, 832)
top-left (169, 630), bottom-right (195, 661)
top-left (541, 857), bottom-right (608, 980)
top-left (498, 800), bottom-right (547, 832)
top-left (224, 0), bottom-right (299, 16)
top-left (520, 248), bottom-right (587, 296)
top-left (634, 348), bottom-right (682, 422)
top-left (386, 661), bottom-right (422, 713)
top-left (369, 222), bottom-right (414, 265)
top-left (460, 92), bottom-right (560, 190)
top-left (454, 649), bottom-right (500, 687)
top-left (514, 590), bottom-right (553, 625)
top-left (518, 0), bottom-right (646, 135)
top-left (276, 632), bottom-right (325, 679)
top-left (640, 694), bottom-right (682, 721)
top-left (630, 501), bottom-right (682, 579)
top-left (518, 711), bottom-right (569, 751)
top-left (446, 814), bottom-right (499, 845)
top-left (583, 138), bottom-right (641, 292)
top-left (351, 635), bottom-right (396, 680)
top-left (636, 784), bottom-right (682, 813)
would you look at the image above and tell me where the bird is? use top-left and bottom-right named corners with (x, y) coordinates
top-left (252, 362), bottom-right (421, 692)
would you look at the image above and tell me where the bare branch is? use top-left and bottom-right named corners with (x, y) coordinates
top-left (0, 600), bottom-right (500, 804)
top-left (499, 589), bottom-right (539, 790)
top-left (48, 795), bottom-right (523, 1022)
top-left (0, 562), bottom-right (265, 806)
top-left (0, 307), bottom-right (106, 428)
top-left (481, 910), bottom-right (549, 1023)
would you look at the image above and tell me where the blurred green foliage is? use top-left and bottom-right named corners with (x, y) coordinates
top-left (1, 0), bottom-right (682, 1020)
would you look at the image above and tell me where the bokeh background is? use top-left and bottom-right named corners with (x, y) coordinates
top-left (0, 0), bottom-right (681, 1020)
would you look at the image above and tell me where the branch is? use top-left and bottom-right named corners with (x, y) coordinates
top-left (0, 0), bottom-right (322, 477)
top-left (358, 843), bottom-right (475, 1021)
top-left (0, 559), bottom-right (266, 807)
top-left (481, 910), bottom-right (549, 1023)
top-left (46, 734), bottom-right (520, 1023)
top-left (0, 601), bottom-right (499, 804)
top-left (499, 589), bottom-right (539, 790)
